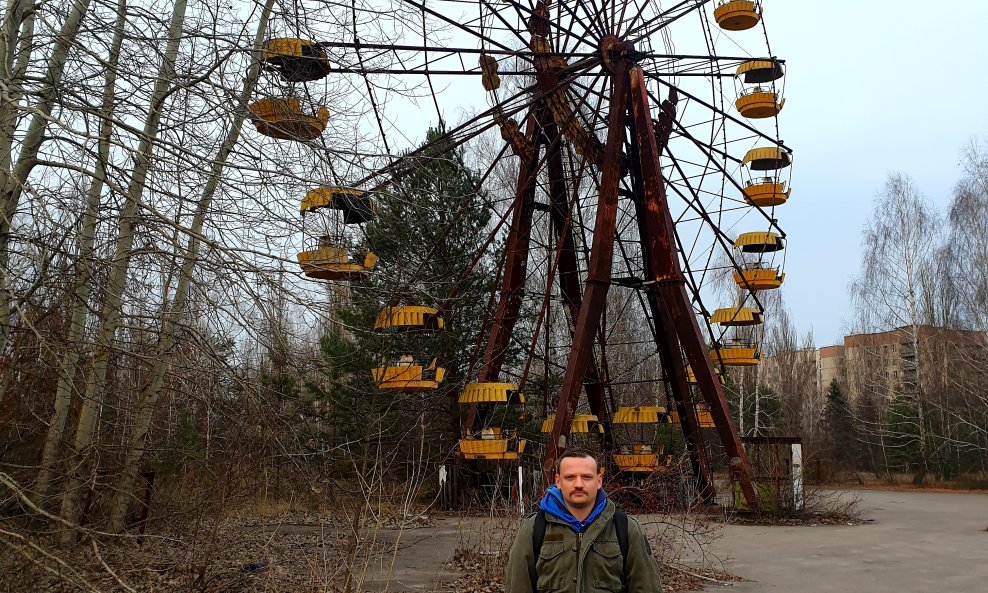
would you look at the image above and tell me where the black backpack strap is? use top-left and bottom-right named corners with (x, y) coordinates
top-left (530, 510), bottom-right (547, 592)
top-left (532, 509), bottom-right (548, 557)
top-left (613, 510), bottom-right (629, 576)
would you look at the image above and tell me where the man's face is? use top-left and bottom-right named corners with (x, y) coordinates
top-left (555, 455), bottom-right (602, 510)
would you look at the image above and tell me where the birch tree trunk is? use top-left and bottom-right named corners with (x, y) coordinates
top-left (0, 0), bottom-right (35, 404)
top-left (0, 0), bottom-right (35, 168)
top-left (105, 0), bottom-right (275, 533)
top-left (34, 0), bottom-right (127, 503)
top-left (852, 173), bottom-right (937, 485)
top-left (58, 0), bottom-right (189, 543)
top-left (0, 0), bottom-right (91, 400)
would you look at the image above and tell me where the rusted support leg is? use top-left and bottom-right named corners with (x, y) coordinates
top-left (628, 66), bottom-right (760, 510)
top-left (541, 110), bottom-right (613, 449)
top-left (625, 113), bottom-right (715, 501)
top-left (651, 299), bottom-right (716, 502)
top-left (543, 59), bottom-right (630, 483)
top-left (464, 111), bottom-right (542, 434)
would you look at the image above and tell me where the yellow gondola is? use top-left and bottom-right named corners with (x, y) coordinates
top-left (301, 187), bottom-right (374, 224)
top-left (611, 407), bottom-right (674, 473)
top-left (248, 97), bottom-right (329, 141)
top-left (371, 357), bottom-right (445, 391)
top-left (710, 306), bottom-right (763, 326)
top-left (712, 1), bottom-right (761, 31)
top-left (458, 383), bottom-right (526, 461)
top-left (735, 60), bottom-right (785, 119)
top-left (373, 306), bottom-right (444, 332)
top-left (261, 38), bottom-right (332, 82)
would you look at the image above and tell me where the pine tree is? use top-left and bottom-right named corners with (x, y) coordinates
top-left (821, 379), bottom-right (860, 470)
top-left (306, 126), bottom-right (496, 471)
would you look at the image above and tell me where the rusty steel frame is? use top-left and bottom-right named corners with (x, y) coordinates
top-left (626, 66), bottom-right (759, 509)
top-left (462, 111), bottom-right (542, 434)
top-left (542, 55), bottom-right (631, 480)
top-left (541, 109), bottom-right (613, 449)
top-left (624, 92), bottom-right (715, 502)
top-left (459, 48), bottom-right (760, 509)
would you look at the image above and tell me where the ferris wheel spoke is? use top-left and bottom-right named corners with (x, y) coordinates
top-left (506, 0), bottom-right (602, 49)
top-left (646, 77), bottom-right (790, 151)
top-left (612, 0), bottom-right (637, 38)
top-left (665, 115), bottom-right (782, 235)
top-left (320, 42), bottom-right (594, 57)
top-left (397, 0), bottom-right (522, 55)
top-left (354, 85), bottom-right (537, 187)
top-left (623, 0), bottom-right (711, 45)
top-left (663, 152), bottom-right (768, 320)
top-left (477, 0), bottom-right (543, 53)
top-left (351, 53), bottom-right (394, 159)
top-left (354, 55), bottom-right (608, 188)
top-left (664, 149), bottom-right (749, 265)
top-left (554, 0), bottom-right (606, 51)
top-left (612, 0), bottom-right (648, 41)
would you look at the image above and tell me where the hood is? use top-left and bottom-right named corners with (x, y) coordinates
top-left (539, 484), bottom-right (608, 533)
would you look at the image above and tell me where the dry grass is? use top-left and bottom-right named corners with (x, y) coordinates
top-left (839, 472), bottom-right (988, 493)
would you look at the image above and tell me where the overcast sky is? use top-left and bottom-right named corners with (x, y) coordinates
top-left (362, 1), bottom-right (988, 348)
top-left (764, 1), bottom-right (988, 345)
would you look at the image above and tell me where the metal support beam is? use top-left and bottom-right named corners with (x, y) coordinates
top-left (625, 95), bottom-right (715, 502)
top-left (543, 56), bottom-right (631, 482)
top-left (628, 66), bottom-right (760, 510)
top-left (541, 109), bottom-right (614, 450)
top-left (464, 111), bottom-right (541, 434)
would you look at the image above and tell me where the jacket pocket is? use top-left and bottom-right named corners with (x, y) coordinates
top-left (536, 542), bottom-right (569, 591)
top-left (588, 541), bottom-right (623, 591)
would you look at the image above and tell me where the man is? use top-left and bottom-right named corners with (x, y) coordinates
top-left (505, 448), bottom-right (663, 593)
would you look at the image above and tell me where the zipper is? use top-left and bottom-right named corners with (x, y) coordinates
top-left (576, 531), bottom-right (584, 592)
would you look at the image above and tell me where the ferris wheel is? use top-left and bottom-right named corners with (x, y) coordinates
top-left (247, 0), bottom-right (791, 510)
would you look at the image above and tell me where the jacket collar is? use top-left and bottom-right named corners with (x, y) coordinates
top-left (539, 485), bottom-right (610, 533)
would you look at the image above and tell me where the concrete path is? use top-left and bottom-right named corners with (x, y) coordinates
top-left (705, 489), bottom-right (988, 593)
top-left (327, 489), bottom-right (987, 591)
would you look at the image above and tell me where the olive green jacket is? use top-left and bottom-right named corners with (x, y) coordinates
top-left (504, 500), bottom-right (663, 593)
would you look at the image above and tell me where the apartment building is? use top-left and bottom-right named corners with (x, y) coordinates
top-left (762, 325), bottom-right (987, 405)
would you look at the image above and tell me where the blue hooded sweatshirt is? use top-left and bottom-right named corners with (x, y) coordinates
top-left (539, 484), bottom-right (608, 533)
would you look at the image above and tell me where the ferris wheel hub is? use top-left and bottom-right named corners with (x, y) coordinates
top-left (598, 35), bottom-right (634, 72)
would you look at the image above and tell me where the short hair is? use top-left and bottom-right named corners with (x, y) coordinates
top-left (555, 448), bottom-right (599, 473)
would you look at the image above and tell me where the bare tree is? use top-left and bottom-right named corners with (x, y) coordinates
top-left (947, 140), bottom-right (988, 330)
top-left (851, 172), bottom-right (940, 484)
top-left (34, 0), bottom-right (129, 503)
top-left (58, 0), bottom-right (191, 542)
top-left (104, 0), bottom-right (277, 532)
